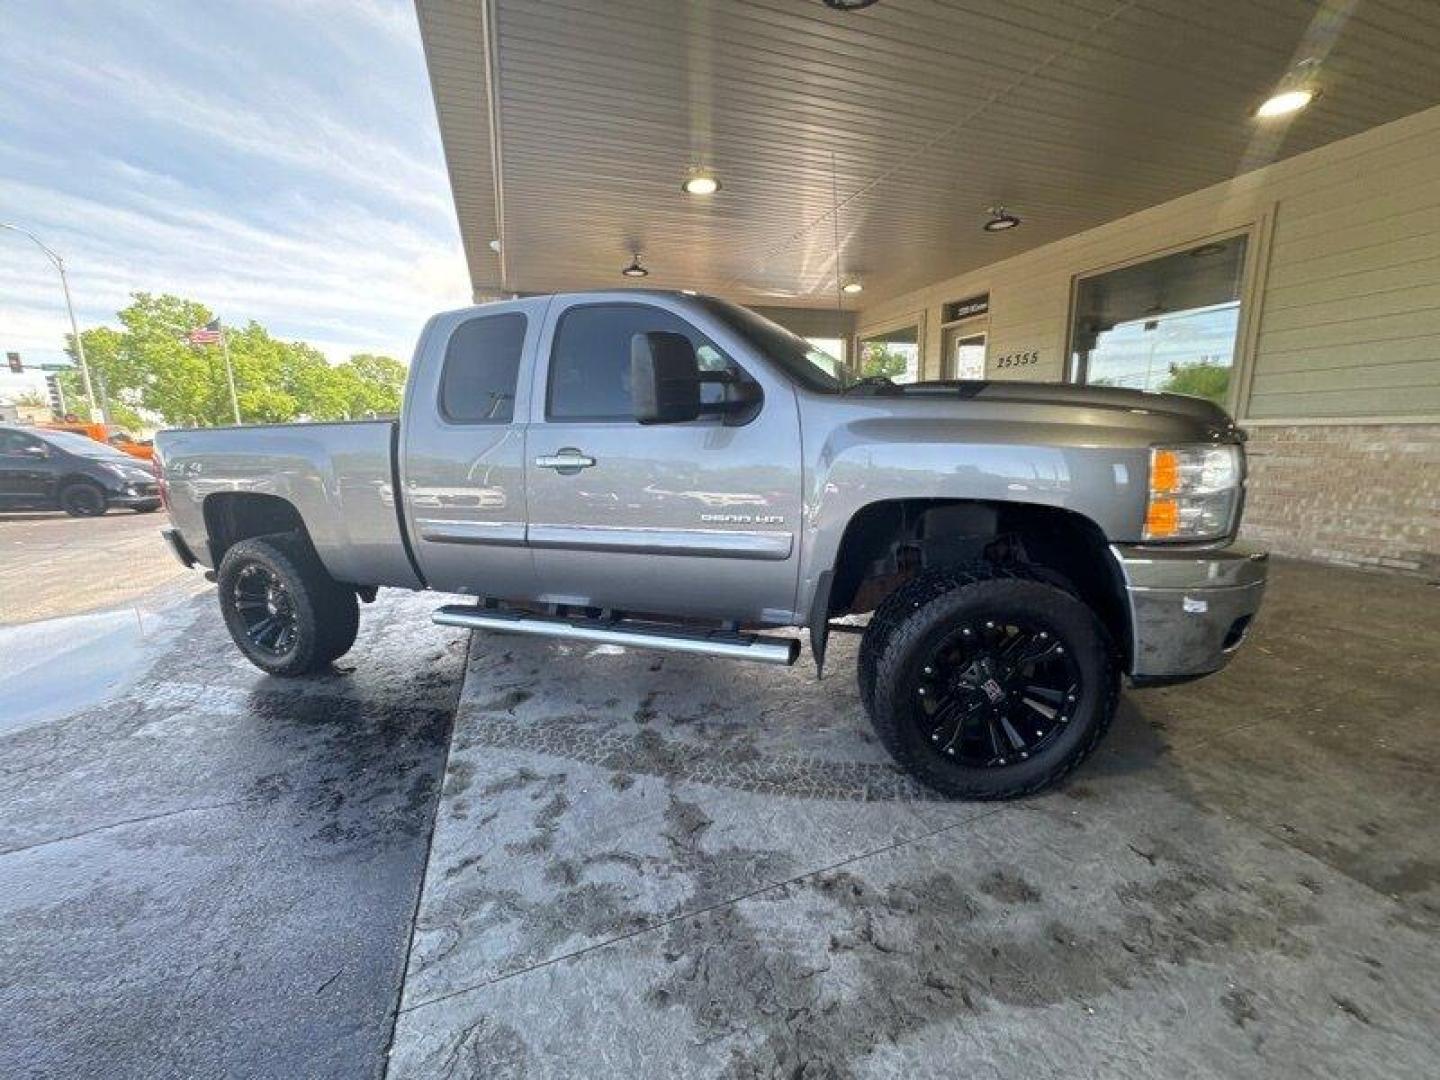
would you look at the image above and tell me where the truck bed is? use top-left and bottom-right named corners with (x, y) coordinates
top-left (154, 420), bottom-right (422, 590)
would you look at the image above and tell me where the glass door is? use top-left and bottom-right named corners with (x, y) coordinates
top-left (943, 328), bottom-right (987, 379)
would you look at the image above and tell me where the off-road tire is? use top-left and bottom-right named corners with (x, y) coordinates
top-left (217, 533), bottom-right (360, 677)
top-left (866, 565), bottom-right (1118, 799)
top-left (59, 481), bottom-right (107, 517)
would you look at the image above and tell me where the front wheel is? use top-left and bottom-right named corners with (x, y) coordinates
top-left (217, 534), bottom-right (360, 676)
top-left (866, 567), bottom-right (1117, 800)
top-left (59, 482), bottom-right (107, 517)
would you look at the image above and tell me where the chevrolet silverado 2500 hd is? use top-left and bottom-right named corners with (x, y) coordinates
top-left (154, 291), bottom-right (1267, 798)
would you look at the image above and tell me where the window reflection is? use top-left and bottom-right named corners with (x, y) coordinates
top-left (1070, 235), bottom-right (1248, 405)
top-left (859, 325), bottom-right (921, 384)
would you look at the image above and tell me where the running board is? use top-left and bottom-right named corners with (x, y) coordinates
top-left (432, 605), bottom-right (800, 666)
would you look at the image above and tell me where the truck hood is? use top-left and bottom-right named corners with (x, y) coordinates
top-left (844, 380), bottom-right (1242, 443)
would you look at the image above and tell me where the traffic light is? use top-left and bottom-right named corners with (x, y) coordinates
top-left (5, 351), bottom-right (20, 374)
top-left (45, 374), bottom-right (67, 417)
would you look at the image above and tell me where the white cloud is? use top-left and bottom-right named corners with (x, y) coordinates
top-left (0, 0), bottom-right (469, 369)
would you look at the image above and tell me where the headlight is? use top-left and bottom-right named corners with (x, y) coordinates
top-left (1144, 444), bottom-right (1242, 541)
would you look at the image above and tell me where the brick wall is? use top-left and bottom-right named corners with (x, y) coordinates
top-left (1240, 424), bottom-right (1440, 579)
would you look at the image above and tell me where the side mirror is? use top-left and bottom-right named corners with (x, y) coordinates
top-left (631, 331), bottom-right (701, 424)
top-left (23, 444), bottom-right (48, 458)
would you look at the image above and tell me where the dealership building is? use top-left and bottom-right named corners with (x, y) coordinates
top-left (417, 0), bottom-right (1439, 576)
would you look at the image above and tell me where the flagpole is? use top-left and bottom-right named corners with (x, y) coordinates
top-left (218, 321), bottom-right (241, 425)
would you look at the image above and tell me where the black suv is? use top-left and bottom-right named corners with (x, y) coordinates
top-left (0, 425), bottom-right (161, 516)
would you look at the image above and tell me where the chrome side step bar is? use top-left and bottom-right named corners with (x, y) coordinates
top-left (432, 605), bottom-right (800, 666)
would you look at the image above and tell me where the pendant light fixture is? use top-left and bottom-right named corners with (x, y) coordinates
top-left (983, 206), bottom-right (1021, 233)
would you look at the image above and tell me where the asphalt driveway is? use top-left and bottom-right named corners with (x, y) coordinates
top-left (0, 509), bottom-right (197, 624)
top-left (1, 590), bottom-right (466, 1079)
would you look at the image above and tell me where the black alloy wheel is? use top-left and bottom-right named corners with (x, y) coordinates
top-left (231, 563), bottom-right (300, 657)
top-left (216, 534), bottom-right (360, 676)
top-left (911, 618), bottom-right (1081, 768)
top-left (864, 566), bottom-right (1118, 799)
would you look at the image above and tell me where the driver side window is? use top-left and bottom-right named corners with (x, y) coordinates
top-left (547, 304), bottom-right (744, 421)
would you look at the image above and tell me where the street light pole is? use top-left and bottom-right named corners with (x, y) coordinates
top-left (0, 222), bottom-right (101, 422)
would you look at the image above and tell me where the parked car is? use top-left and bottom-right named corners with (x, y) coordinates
top-left (0, 425), bottom-right (162, 516)
top-left (41, 420), bottom-right (155, 461)
top-left (154, 291), bottom-right (1267, 799)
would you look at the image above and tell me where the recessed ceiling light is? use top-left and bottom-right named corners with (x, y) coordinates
top-left (983, 206), bottom-right (1021, 233)
top-left (842, 280), bottom-right (863, 295)
top-left (682, 173), bottom-right (720, 195)
top-left (488, 239), bottom-right (502, 253)
top-left (1256, 88), bottom-right (1314, 118)
top-left (621, 254), bottom-right (649, 278)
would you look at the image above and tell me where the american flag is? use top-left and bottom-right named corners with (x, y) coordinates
top-left (186, 318), bottom-right (222, 345)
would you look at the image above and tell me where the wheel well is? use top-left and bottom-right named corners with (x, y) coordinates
top-left (59, 474), bottom-right (104, 490)
top-left (203, 493), bottom-right (309, 566)
top-left (827, 499), bottom-right (1131, 666)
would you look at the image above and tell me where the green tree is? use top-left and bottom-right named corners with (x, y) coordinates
top-left (859, 342), bottom-right (911, 380)
top-left (1162, 361), bottom-right (1230, 405)
top-left (335, 353), bottom-right (407, 416)
top-left (12, 391), bottom-right (48, 408)
top-left (59, 292), bottom-right (410, 428)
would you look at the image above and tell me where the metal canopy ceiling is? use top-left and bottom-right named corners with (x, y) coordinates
top-left (417, 0), bottom-right (1440, 309)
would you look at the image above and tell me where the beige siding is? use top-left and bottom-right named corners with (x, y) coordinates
top-left (856, 104), bottom-right (1440, 423)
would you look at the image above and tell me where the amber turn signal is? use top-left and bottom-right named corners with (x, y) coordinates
top-left (1149, 448), bottom-right (1180, 495)
top-left (1144, 498), bottom-right (1180, 538)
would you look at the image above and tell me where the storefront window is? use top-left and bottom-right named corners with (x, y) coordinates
top-left (859, 325), bottom-right (921, 383)
top-left (1069, 235), bottom-right (1248, 405)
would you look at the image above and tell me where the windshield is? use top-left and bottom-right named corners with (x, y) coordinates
top-left (691, 296), bottom-right (852, 393)
top-left (39, 429), bottom-right (136, 460)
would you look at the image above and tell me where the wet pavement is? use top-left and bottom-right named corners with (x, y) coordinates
top-left (3, 559), bottom-right (1438, 1078)
top-left (1, 589), bottom-right (466, 1079)
top-left (388, 560), bottom-right (1440, 1079)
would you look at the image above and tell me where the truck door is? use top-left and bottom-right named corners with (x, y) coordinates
top-left (399, 301), bottom-right (547, 598)
top-left (525, 298), bottom-right (803, 625)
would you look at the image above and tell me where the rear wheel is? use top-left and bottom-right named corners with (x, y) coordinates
top-left (59, 482), bottom-right (107, 517)
top-left (217, 534), bottom-right (360, 676)
top-left (865, 566), bottom-right (1117, 799)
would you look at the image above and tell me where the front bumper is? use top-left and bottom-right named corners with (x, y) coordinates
top-left (106, 479), bottom-right (161, 509)
top-left (1110, 541), bottom-right (1269, 685)
top-left (112, 494), bottom-right (162, 510)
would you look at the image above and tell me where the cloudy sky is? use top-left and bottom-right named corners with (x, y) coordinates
top-left (0, 0), bottom-right (467, 375)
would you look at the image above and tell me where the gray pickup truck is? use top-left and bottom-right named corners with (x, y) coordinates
top-left (154, 291), bottom-right (1267, 798)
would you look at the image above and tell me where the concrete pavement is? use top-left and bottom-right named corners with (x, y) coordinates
top-left (387, 560), bottom-right (1440, 1078)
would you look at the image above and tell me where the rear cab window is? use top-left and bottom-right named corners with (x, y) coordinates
top-left (439, 312), bottom-right (528, 423)
top-left (546, 303), bottom-right (745, 421)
